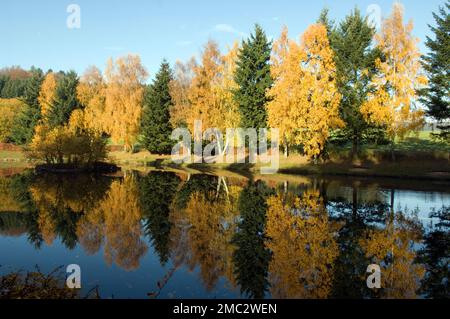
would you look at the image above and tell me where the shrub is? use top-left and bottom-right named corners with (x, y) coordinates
top-left (27, 125), bottom-right (107, 166)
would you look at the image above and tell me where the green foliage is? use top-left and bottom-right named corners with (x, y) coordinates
top-left (232, 180), bottom-right (274, 299)
top-left (330, 195), bottom-right (388, 298)
top-left (420, 1), bottom-right (450, 141)
top-left (317, 7), bottom-right (335, 35)
top-left (141, 61), bottom-right (174, 154)
top-left (0, 66), bottom-right (30, 99)
top-left (174, 174), bottom-right (218, 209)
top-left (0, 76), bottom-right (28, 98)
top-left (47, 71), bottom-right (81, 128)
top-left (10, 68), bottom-right (44, 145)
top-left (234, 25), bottom-right (273, 130)
top-left (329, 8), bottom-right (381, 154)
top-left (418, 206), bottom-right (450, 298)
top-left (139, 171), bottom-right (181, 265)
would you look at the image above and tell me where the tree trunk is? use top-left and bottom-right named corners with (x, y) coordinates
top-left (352, 134), bottom-right (359, 161)
top-left (283, 135), bottom-right (289, 158)
top-left (390, 140), bottom-right (396, 162)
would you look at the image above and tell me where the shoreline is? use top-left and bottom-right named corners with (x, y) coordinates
top-left (1, 149), bottom-right (449, 181)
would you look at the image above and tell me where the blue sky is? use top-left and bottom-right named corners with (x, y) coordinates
top-left (0, 0), bottom-right (445, 81)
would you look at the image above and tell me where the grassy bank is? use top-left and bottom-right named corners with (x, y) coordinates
top-left (106, 151), bottom-right (449, 181)
top-left (1, 135), bottom-right (449, 180)
top-left (0, 150), bottom-right (29, 169)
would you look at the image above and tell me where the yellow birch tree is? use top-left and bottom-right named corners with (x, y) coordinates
top-left (267, 25), bottom-right (343, 159)
top-left (360, 3), bottom-right (427, 143)
top-left (169, 58), bottom-right (196, 128)
top-left (74, 66), bottom-right (106, 133)
top-left (104, 54), bottom-right (148, 151)
top-left (265, 190), bottom-right (339, 298)
top-left (187, 40), bottom-right (223, 132)
top-left (38, 72), bottom-right (57, 121)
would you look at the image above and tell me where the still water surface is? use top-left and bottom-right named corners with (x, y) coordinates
top-left (0, 170), bottom-right (448, 299)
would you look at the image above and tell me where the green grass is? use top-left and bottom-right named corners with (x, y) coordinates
top-left (1, 130), bottom-right (449, 180)
top-left (0, 151), bottom-right (26, 161)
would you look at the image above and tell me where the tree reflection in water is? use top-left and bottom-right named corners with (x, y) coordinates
top-left (265, 189), bottom-right (340, 298)
top-left (0, 171), bottom-right (448, 299)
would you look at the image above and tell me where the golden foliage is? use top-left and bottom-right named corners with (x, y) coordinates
top-left (267, 25), bottom-right (343, 158)
top-left (0, 98), bottom-right (26, 142)
top-left (265, 189), bottom-right (339, 298)
top-left (28, 124), bottom-right (106, 165)
top-left (104, 55), bottom-right (148, 151)
top-left (170, 42), bottom-right (241, 137)
top-left (212, 42), bottom-right (241, 131)
top-left (170, 183), bottom-right (242, 290)
top-left (187, 40), bottom-right (224, 132)
top-left (361, 3), bottom-right (427, 140)
top-left (38, 72), bottom-right (57, 120)
top-left (0, 177), bottom-right (23, 212)
top-left (169, 59), bottom-right (196, 128)
top-left (76, 206), bottom-right (104, 256)
top-left (360, 213), bottom-right (425, 298)
top-left (101, 177), bottom-right (148, 271)
top-left (74, 66), bottom-right (106, 133)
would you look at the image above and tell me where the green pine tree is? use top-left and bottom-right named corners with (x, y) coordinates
top-left (234, 24), bottom-right (273, 131)
top-left (139, 172), bottom-right (181, 265)
top-left (141, 60), bottom-right (174, 155)
top-left (47, 71), bottom-right (80, 128)
top-left (232, 180), bottom-right (273, 299)
top-left (420, 1), bottom-right (450, 141)
top-left (329, 8), bottom-right (382, 156)
top-left (317, 7), bottom-right (335, 35)
top-left (10, 67), bottom-right (44, 145)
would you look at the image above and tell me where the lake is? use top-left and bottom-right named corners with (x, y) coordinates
top-left (0, 169), bottom-right (448, 299)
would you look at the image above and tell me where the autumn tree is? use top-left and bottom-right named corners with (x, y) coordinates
top-left (267, 25), bottom-right (343, 159)
top-left (331, 9), bottom-right (381, 157)
top-left (184, 41), bottom-right (241, 153)
top-left (169, 59), bottom-right (196, 128)
top-left (38, 72), bottom-right (58, 123)
top-left (141, 60), bottom-right (174, 154)
top-left (0, 98), bottom-right (26, 143)
top-left (74, 66), bottom-right (106, 133)
top-left (102, 177), bottom-right (148, 271)
top-left (234, 25), bottom-right (273, 132)
top-left (420, 1), bottom-right (450, 141)
top-left (361, 4), bottom-right (427, 150)
top-left (28, 125), bottom-right (107, 166)
top-left (184, 192), bottom-right (227, 290)
top-left (169, 181), bottom-right (242, 290)
top-left (104, 54), bottom-right (148, 152)
top-left (188, 40), bottom-right (223, 132)
top-left (266, 190), bottom-right (339, 298)
top-left (360, 212), bottom-right (425, 298)
top-left (213, 42), bottom-right (241, 152)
